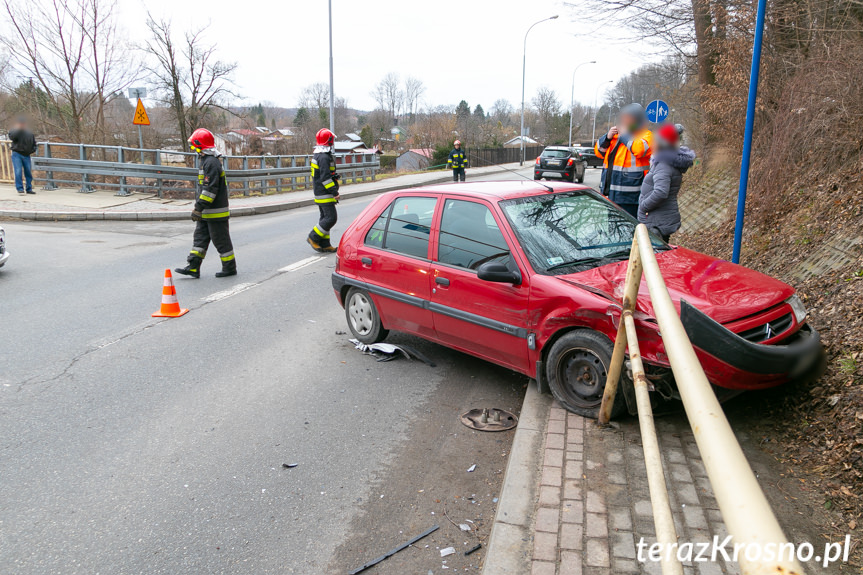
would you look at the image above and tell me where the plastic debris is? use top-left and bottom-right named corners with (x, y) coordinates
top-left (282, 463), bottom-right (298, 468)
top-left (465, 543), bottom-right (482, 556)
top-left (467, 464), bottom-right (476, 472)
top-left (459, 524), bottom-right (471, 532)
top-left (348, 525), bottom-right (439, 574)
top-left (348, 339), bottom-right (436, 366)
top-left (440, 547), bottom-right (456, 557)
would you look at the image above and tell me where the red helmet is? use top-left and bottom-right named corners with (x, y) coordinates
top-left (188, 128), bottom-right (215, 151)
top-left (454, 140), bottom-right (461, 146)
top-left (316, 128), bottom-right (335, 146)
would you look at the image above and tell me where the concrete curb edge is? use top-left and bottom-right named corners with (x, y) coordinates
top-left (482, 381), bottom-right (552, 575)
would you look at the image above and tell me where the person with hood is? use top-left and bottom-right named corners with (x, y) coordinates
top-left (307, 128), bottom-right (340, 253)
top-left (637, 123), bottom-right (696, 242)
top-left (594, 103), bottom-right (653, 217)
top-left (447, 140), bottom-right (468, 181)
top-left (175, 128), bottom-right (237, 278)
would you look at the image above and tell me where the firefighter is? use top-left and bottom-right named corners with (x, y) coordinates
top-left (594, 103), bottom-right (653, 218)
top-left (447, 140), bottom-right (468, 182)
top-left (174, 128), bottom-right (237, 278)
top-left (307, 128), bottom-right (340, 253)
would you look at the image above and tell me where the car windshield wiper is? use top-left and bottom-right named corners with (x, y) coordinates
top-left (545, 249), bottom-right (632, 272)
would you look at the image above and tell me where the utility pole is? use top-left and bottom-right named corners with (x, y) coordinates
top-left (328, 0), bottom-right (335, 134)
top-left (569, 60), bottom-right (596, 146)
top-left (520, 15), bottom-right (558, 165)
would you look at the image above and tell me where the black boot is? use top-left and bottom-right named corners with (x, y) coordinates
top-left (175, 265), bottom-right (200, 279)
top-left (215, 265), bottom-right (237, 278)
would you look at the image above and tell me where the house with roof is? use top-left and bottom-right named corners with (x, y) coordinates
top-left (395, 148), bottom-right (433, 172)
top-left (504, 135), bottom-right (539, 148)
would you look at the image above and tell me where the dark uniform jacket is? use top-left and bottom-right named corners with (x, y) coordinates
top-left (311, 147), bottom-right (339, 203)
top-left (447, 148), bottom-right (468, 169)
top-left (195, 153), bottom-right (229, 220)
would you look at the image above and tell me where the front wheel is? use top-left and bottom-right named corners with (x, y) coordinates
top-left (345, 288), bottom-right (388, 344)
top-left (545, 329), bottom-right (626, 418)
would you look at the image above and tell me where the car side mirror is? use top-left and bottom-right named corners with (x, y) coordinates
top-left (477, 262), bottom-right (522, 285)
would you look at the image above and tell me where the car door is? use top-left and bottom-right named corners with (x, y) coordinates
top-left (355, 195), bottom-right (439, 338)
top-left (429, 197), bottom-right (530, 371)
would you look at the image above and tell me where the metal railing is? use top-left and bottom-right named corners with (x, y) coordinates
top-left (598, 224), bottom-right (806, 575)
top-left (2, 141), bottom-right (379, 198)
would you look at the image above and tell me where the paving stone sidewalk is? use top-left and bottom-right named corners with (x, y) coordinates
top-left (531, 403), bottom-right (741, 575)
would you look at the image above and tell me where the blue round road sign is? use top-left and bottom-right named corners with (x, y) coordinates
top-left (646, 100), bottom-right (669, 123)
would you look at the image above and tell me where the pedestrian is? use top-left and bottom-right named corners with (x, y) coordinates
top-left (9, 117), bottom-right (37, 195)
top-left (307, 128), bottom-right (340, 253)
top-left (174, 128), bottom-right (237, 279)
top-left (594, 103), bottom-right (653, 218)
top-left (637, 123), bottom-right (696, 243)
top-left (447, 140), bottom-right (468, 182)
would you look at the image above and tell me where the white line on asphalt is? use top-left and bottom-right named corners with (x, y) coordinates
top-left (204, 282), bottom-right (258, 303)
top-left (278, 255), bottom-right (325, 273)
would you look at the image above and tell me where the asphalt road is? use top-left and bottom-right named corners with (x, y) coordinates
top-left (0, 167), bottom-right (603, 575)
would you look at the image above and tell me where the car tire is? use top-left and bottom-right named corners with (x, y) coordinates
top-left (545, 329), bottom-right (626, 419)
top-left (534, 175), bottom-right (542, 181)
top-left (345, 287), bottom-right (389, 344)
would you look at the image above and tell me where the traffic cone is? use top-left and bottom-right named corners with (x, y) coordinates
top-left (152, 268), bottom-right (189, 318)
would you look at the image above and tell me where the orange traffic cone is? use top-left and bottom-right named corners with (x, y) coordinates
top-left (152, 268), bottom-right (189, 317)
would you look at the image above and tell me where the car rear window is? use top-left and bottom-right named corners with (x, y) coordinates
top-left (541, 149), bottom-right (570, 159)
top-left (364, 196), bottom-right (438, 259)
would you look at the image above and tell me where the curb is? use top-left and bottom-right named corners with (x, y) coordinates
top-left (0, 168), bottom-right (513, 222)
top-left (482, 381), bottom-right (552, 575)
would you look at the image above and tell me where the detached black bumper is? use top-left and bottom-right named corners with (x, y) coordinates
top-left (680, 299), bottom-right (821, 377)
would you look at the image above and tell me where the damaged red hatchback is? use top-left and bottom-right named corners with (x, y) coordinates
top-left (332, 182), bottom-right (821, 417)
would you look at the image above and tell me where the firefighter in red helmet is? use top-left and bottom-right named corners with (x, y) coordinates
top-left (175, 128), bottom-right (237, 278)
top-left (307, 128), bottom-right (340, 253)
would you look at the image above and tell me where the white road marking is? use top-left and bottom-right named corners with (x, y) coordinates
top-left (204, 282), bottom-right (258, 303)
top-left (279, 255), bottom-right (325, 273)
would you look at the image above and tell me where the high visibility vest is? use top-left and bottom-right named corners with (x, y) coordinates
top-left (595, 128), bottom-right (652, 206)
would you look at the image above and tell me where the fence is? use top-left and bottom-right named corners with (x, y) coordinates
top-left (0, 140), bottom-right (14, 183)
top-left (597, 224), bottom-right (806, 575)
top-left (465, 145), bottom-right (544, 168)
top-left (1, 141), bottom-right (379, 198)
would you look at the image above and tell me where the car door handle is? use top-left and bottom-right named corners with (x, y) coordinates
top-left (361, 257), bottom-right (372, 266)
top-left (435, 277), bottom-right (450, 286)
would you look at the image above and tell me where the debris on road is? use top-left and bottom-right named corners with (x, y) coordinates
top-left (347, 525), bottom-right (439, 575)
top-left (440, 547), bottom-right (455, 557)
top-left (467, 464), bottom-right (476, 472)
top-left (335, 330), bottom-right (346, 335)
top-left (460, 407), bottom-right (518, 432)
top-left (281, 463), bottom-right (298, 469)
top-left (465, 543), bottom-right (482, 556)
top-left (348, 339), bottom-right (436, 366)
top-left (459, 523), bottom-right (471, 532)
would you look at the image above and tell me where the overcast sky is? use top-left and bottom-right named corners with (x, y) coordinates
top-left (122, 0), bottom-right (651, 113)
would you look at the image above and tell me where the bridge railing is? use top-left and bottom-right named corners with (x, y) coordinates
top-left (1, 141), bottom-right (379, 198)
top-left (597, 224), bottom-right (806, 575)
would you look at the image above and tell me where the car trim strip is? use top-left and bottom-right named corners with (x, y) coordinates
top-left (333, 272), bottom-right (527, 339)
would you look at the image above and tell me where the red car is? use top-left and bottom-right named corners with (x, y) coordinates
top-left (331, 182), bottom-right (821, 417)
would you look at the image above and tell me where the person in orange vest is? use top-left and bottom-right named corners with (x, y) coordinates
top-left (594, 103), bottom-right (653, 218)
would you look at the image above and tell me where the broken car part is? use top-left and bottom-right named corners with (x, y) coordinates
top-left (348, 525), bottom-right (439, 575)
top-left (460, 408), bottom-right (518, 432)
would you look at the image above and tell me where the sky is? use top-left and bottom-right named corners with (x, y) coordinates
top-left (120, 0), bottom-right (651, 114)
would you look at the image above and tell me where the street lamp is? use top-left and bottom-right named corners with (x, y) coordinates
top-left (520, 15), bottom-right (558, 165)
top-left (568, 60), bottom-right (596, 146)
top-left (328, 0), bottom-right (335, 133)
top-left (591, 80), bottom-right (614, 143)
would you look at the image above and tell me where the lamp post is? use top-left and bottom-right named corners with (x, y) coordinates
top-left (520, 15), bottom-right (558, 165)
top-left (328, 0), bottom-right (335, 133)
top-left (568, 60), bottom-right (596, 146)
top-left (591, 80), bottom-right (614, 143)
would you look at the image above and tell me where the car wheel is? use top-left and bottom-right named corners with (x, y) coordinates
top-left (534, 175), bottom-right (542, 181)
top-left (345, 287), bottom-right (388, 344)
top-left (545, 329), bottom-right (626, 418)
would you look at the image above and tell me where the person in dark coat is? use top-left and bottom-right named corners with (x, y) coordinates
top-left (637, 123), bottom-right (695, 243)
top-left (9, 118), bottom-right (37, 195)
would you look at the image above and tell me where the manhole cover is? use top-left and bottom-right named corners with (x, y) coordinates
top-left (460, 408), bottom-right (518, 432)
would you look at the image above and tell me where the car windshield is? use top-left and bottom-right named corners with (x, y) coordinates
top-left (541, 149), bottom-right (570, 158)
top-left (500, 191), bottom-right (668, 275)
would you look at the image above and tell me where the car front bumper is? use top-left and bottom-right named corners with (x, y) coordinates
top-left (680, 300), bottom-right (822, 389)
top-left (0, 250), bottom-right (8, 268)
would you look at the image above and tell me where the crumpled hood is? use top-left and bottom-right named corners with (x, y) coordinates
top-left (556, 247), bottom-right (795, 324)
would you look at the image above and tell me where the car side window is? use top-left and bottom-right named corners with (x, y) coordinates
top-left (438, 199), bottom-right (511, 270)
top-left (365, 196), bottom-right (437, 259)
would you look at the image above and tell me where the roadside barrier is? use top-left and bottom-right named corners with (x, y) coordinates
top-left (597, 224), bottom-right (806, 575)
top-left (1, 141), bottom-right (379, 198)
top-left (0, 140), bottom-right (14, 183)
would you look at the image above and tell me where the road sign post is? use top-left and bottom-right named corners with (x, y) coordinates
top-left (645, 99), bottom-right (670, 124)
top-left (132, 97), bottom-right (150, 165)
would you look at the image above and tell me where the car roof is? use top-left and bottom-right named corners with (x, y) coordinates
top-left (402, 180), bottom-right (593, 201)
top-left (543, 146), bottom-right (572, 151)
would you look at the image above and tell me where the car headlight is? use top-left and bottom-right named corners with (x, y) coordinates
top-left (786, 294), bottom-right (807, 323)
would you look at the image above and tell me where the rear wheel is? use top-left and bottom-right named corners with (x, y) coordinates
top-left (545, 330), bottom-right (626, 418)
top-left (345, 288), bottom-right (388, 344)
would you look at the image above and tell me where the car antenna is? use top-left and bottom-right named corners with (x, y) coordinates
top-left (466, 151), bottom-right (555, 193)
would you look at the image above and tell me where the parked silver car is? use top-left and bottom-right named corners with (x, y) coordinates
top-left (0, 225), bottom-right (9, 268)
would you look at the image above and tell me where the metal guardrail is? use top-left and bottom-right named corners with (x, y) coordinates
top-left (598, 224), bottom-right (806, 575)
top-left (2, 141), bottom-right (379, 198)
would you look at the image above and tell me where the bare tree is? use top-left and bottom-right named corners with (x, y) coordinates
top-left (403, 76), bottom-right (425, 119)
top-left (370, 72), bottom-right (403, 124)
top-left (144, 15), bottom-right (237, 146)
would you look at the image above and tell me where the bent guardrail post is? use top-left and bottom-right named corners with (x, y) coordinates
top-left (632, 224), bottom-right (806, 575)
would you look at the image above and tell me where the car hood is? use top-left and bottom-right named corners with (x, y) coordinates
top-left (556, 247), bottom-right (795, 324)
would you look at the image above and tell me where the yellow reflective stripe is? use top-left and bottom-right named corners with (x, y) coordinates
top-left (323, 180), bottom-right (336, 189)
top-left (220, 254), bottom-right (235, 262)
top-left (201, 210), bottom-right (230, 219)
top-left (190, 249), bottom-right (206, 258)
top-left (313, 226), bottom-right (326, 237)
top-left (199, 194), bottom-right (215, 203)
top-left (310, 161), bottom-right (319, 168)
top-left (314, 197), bottom-right (338, 204)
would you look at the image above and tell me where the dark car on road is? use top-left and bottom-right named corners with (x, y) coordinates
top-left (576, 146), bottom-right (603, 168)
top-left (534, 147), bottom-right (586, 183)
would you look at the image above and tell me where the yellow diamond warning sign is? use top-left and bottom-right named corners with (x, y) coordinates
top-left (132, 98), bottom-right (150, 126)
